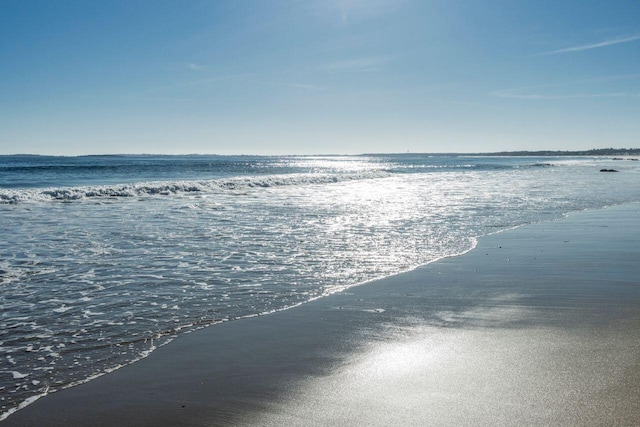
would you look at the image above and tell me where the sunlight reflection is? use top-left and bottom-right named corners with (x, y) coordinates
top-left (248, 314), bottom-right (638, 426)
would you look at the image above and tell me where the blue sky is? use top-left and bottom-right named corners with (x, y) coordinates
top-left (1, 0), bottom-right (638, 155)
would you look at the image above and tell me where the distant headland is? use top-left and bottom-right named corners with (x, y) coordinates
top-left (481, 148), bottom-right (640, 157)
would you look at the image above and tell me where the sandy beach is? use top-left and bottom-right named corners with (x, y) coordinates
top-left (4, 203), bottom-right (640, 426)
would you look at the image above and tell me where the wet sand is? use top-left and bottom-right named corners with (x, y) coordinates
top-left (4, 203), bottom-right (640, 426)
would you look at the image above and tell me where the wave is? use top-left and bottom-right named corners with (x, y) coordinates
top-left (383, 161), bottom-right (554, 173)
top-left (0, 171), bottom-right (392, 204)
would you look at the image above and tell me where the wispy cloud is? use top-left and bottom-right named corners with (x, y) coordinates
top-left (492, 75), bottom-right (640, 100)
top-left (186, 62), bottom-right (203, 71)
top-left (269, 82), bottom-right (323, 91)
top-left (140, 73), bottom-right (258, 95)
top-left (492, 90), bottom-right (628, 100)
top-left (541, 34), bottom-right (640, 55)
top-left (321, 56), bottom-right (391, 72)
top-left (334, 0), bottom-right (406, 25)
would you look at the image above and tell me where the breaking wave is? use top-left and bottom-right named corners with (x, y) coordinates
top-left (0, 171), bottom-right (392, 204)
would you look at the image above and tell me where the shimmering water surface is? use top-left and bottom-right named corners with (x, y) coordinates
top-left (1, 154), bottom-right (639, 418)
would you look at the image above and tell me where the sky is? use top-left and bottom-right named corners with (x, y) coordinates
top-left (1, 0), bottom-right (639, 155)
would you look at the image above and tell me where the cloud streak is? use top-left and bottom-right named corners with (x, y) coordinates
top-left (492, 75), bottom-right (640, 100)
top-left (321, 56), bottom-right (392, 72)
top-left (269, 82), bottom-right (323, 91)
top-left (186, 63), bottom-right (203, 71)
top-left (542, 34), bottom-right (640, 55)
top-left (492, 90), bottom-right (628, 100)
top-left (137, 73), bottom-right (258, 96)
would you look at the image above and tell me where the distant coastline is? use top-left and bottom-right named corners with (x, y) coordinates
top-left (365, 148), bottom-right (640, 157)
top-left (3, 148), bottom-right (640, 157)
top-left (480, 148), bottom-right (640, 157)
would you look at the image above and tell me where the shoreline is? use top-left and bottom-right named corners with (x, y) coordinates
top-left (4, 202), bottom-right (640, 426)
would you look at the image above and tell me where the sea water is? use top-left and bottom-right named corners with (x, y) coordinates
top-left (1, 154), bottom-right (639, 418)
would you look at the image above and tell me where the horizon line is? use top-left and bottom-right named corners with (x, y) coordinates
top-left (2, 148), bottom-right (639, 158)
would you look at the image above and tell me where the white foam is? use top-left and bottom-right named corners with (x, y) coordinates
top-left (0, 393), bottom-right (46, 422)
top-left (0, 171), bottom-right (392, 204)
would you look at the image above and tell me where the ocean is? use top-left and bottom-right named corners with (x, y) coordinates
top-left (1, 153), bottom-right (639, 419)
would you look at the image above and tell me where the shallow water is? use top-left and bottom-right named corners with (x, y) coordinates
top-left (1, 154), bottom-right (639, 418)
